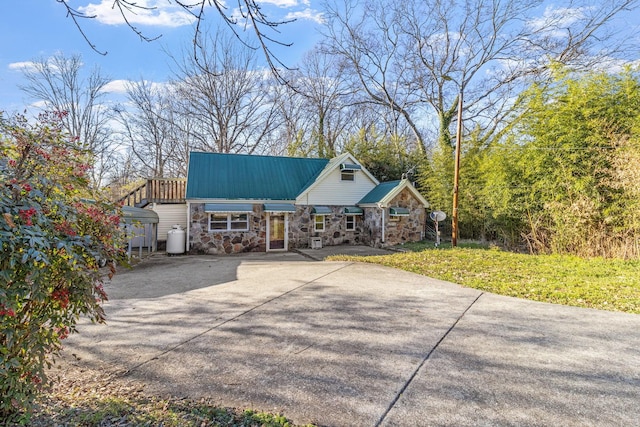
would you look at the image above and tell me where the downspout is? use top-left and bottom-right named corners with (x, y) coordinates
top-left (380, 204), bottom-right (385, 245)
top-left (186, 201), bottom-right (191, 253)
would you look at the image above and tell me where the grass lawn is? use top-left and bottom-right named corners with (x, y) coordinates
top-left (328, 242), bottom-right (640, 314)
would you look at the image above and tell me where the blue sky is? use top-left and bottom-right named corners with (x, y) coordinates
top-left (2, 1), bottom-right (640, 115)
top-left (0, 0), bottom-right (324, 113)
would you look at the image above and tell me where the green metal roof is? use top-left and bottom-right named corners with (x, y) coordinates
top-left (343, 206), bottom-right (363, 214)
top-left (358, 181), bottom-right (402, 204)
top-left (204, 203), bottom-right (253, 212)
top-left (312, 206), bottom-right (332, 214)
top-left (263, 203), bottom-right (296, 212)
top-left (389, 207), bottom-right (410, 216)
top-left (121, 206), bottom-right (159, 224)
top-left (186, 152), bottom-right (329, 200)
top-left (340, 163), bottom-right (362, 170)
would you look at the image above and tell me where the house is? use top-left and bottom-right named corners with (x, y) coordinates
top-left (185, 151), bottom-right (429, 254)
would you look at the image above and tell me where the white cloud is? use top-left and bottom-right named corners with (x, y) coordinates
top-left (103, 79), bottom-right (131, 94)
top-left (591, 57), bottom-right (640, 74)
top-left (30, 100), bottom-right (48, 109)
top-left (8, 61), bottom-right (38, 72)
top-left (284, 8), bottom-right (324, 24)
top-left (527, 6), bottom-right (594, 34)
top-left (79, 0), bottom-right (196, 27)
top-left (104, 79), bottom-right (172, 95)
top-left (258, 0), bottom-right (302, 7)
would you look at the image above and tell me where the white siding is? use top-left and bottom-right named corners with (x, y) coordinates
top-left (151, 204), bottom-right (187, 241)
top-left (297, 168), bottom-right (377, 206)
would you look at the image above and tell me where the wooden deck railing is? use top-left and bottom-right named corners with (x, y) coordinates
top-left (118, 178), bottom-right (186, 207)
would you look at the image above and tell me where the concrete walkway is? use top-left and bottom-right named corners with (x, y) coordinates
top-left (294, 244), bottom-right (398, 261)
top-left (63, 253), bottom-right (640, 426)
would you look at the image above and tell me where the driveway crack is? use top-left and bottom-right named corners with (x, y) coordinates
top-left (374, 291), bottom-right (484, 427)
top-left (121, 262), bottom-right (355, 376)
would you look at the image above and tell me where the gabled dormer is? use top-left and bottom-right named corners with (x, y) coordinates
top-left (295, 153), bottom-right (379, 206)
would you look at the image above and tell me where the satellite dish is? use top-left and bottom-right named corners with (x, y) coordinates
top-left (430, 211), bottom-right (446, 222)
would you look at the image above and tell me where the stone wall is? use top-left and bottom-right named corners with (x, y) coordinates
top-left (189, 203), bottom-right (266, 254)
top-left (361, 188), bottom-right (426, 248)
top-left (188, 196), bottom-right (424, 254)
top-left (289, 206), bottom-right (366, 248)
top-left (384, 188), bottom-right (426, 245)
top-left (362, 207), bottom-right (383, 247)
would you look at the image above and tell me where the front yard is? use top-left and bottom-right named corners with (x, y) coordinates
top-left (329, 243), bottom-right (640, 314)
top-left (23, 244), bottom-right (639, 425)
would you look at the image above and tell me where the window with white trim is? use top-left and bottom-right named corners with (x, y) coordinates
top-left (208, 213), bottom-right (249, 232)
top-left (314, 215), bottom-right (325, 232)
top-left (346, 215), bottom-right (356, 231)
top-left (341, 170), bottom-right (355, 181)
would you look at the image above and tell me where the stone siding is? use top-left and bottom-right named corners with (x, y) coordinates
top-left (188, 195), bottom-right (424, 254)
top-left (362, 207), bottom-right (383, 247)
top-left (384, 188), bottom-right (425, 245)
top-left (361, 188), bottom-right (426, 247)
top-left (289, 206), bottom-right (366, 248)
top-left (189, 204), bottom-right (266, 254)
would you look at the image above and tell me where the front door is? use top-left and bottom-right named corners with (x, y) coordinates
top-left (267, 214), bottom-right (287, 251)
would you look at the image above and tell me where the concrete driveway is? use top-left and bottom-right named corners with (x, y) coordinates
top-left (63, 252), bottom-right (640, 426)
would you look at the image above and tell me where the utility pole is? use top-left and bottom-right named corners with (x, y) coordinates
top-left (452, 89), bottom-right (463, 247)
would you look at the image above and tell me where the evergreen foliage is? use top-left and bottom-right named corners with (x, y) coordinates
top-left (0, 112), bottom-right (126, 423)
top-left (473, 68), bottom-right (640, 257)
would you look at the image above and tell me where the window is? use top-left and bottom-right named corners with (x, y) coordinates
top-left (209, 214), bottom-right (228, 230)
top-left (208, 213), bottom-right (249, 232)
top-left (346, 215), bottom-right (356, 231)
top-left (230, 213), bottom-right (248, 230)
top-left (314, 215), bottom-right (325, 232)
top-left (341, 170), bottom-right (355, 181)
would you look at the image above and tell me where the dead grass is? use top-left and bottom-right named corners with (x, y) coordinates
top-left (18, 362), bottom-right (308, 427)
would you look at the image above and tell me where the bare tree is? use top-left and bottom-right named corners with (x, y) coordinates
top-left (116, 80), bottom-right (187, 178)
top-left (56, 0), bottom-right (293, 81)
top-left (271, 51), bottom-right (421, 159)
top-left (173, 30), bottom-right (279, 154)
top-left (270, 78), bottom-right (313, 156)
top-left (19, 53), bottom-right (117, 187)
top-left (103, 148), bottom-right (142, 200)
top-left (273, 48), bottom-right (355, 158)
top-left (322, 0), bottom-right (640, 151)
top-left (322, 1), bottom-right (427, 151)
top-left (295, 47), bottom-right (354, 157)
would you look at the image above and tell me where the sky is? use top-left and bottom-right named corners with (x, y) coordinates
top-left (0, 0), bottom-right (325, 113)
top-left (2, 1), bottom-right (640, 116)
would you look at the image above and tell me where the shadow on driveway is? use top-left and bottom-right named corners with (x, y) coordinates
top-left (65, 253), bottom-right (640, 426)
top-left (106, 252), bottom-right (308, 299)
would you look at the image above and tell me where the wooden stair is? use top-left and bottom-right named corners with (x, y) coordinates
top-left (118, 178), bottom-right (186, 207)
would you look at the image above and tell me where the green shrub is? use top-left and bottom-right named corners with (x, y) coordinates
top-left (0, 112), bottom-right (126, 423)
